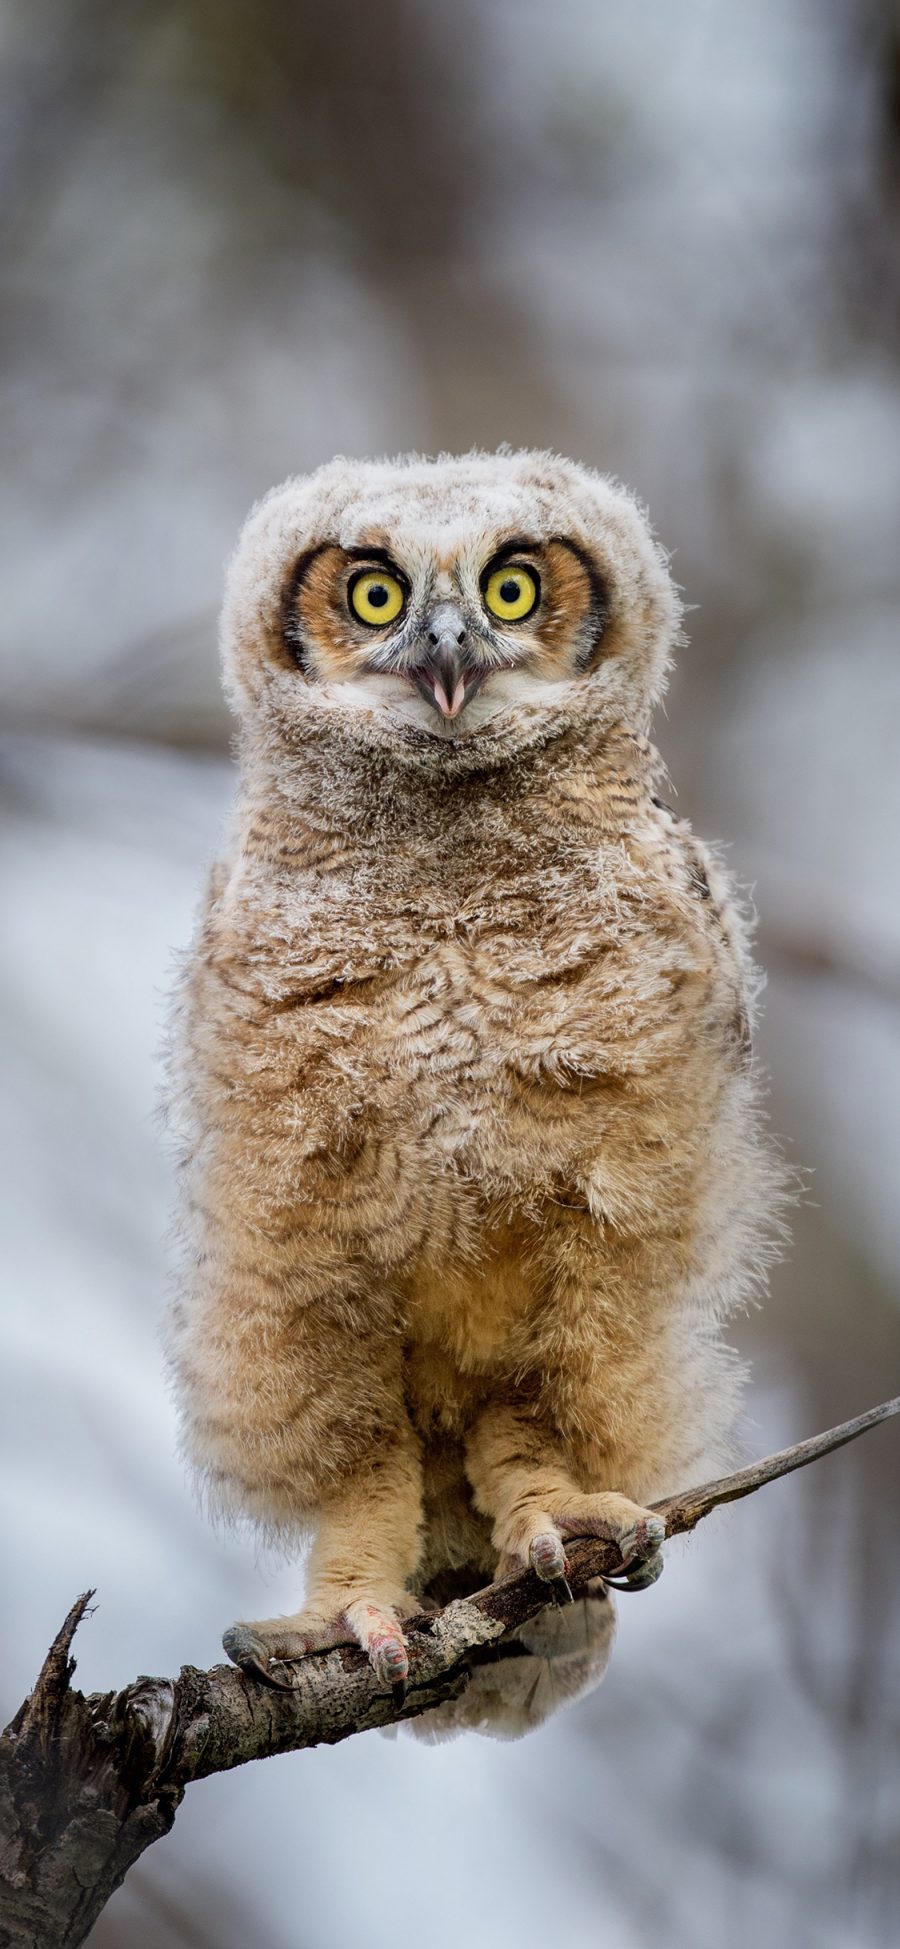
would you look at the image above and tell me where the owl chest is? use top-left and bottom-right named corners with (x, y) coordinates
top-left (389, 939), bottom-right (523, 1078)
top-left (381, 935), bottom-right (616, 1180)
top-left (263, 852), bottom-right (694, 1179)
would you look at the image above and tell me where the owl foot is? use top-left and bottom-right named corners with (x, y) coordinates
top-left (223, 1595), bottom-right (413, 1699)
top-left (557, 1496), bottom-right (665, 1591)
top-left (497, 1492), bottom-right (665, 1601)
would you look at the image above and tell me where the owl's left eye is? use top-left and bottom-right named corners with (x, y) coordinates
top-left (483, 564), bottom-right (540, 623)
top-left (348, 569), bottom-right (406, 628)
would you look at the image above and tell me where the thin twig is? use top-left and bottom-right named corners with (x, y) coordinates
top-left (651, 1393), bottom-right (900, 1535)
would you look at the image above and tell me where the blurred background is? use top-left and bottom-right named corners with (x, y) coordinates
top-left (2, 1), bottom-right (900, 1943)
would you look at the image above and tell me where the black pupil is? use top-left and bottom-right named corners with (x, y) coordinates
top-left (367, 582), bottom-right (389, 608)
top-left (500, 577), bottom-right (522, 603)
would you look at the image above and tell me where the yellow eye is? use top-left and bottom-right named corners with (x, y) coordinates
top-left (348, 569), bottom-right (405, 628)
top-left (483, 564), bottom-right (539, 623)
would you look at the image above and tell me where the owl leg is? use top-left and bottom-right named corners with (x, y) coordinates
top-left (224, 1424), bottom-right (424, 1698)
top-left (171, 1214), bottom-right (426, 1694)
top-left (465, 1406), bottom-right (665, 1599)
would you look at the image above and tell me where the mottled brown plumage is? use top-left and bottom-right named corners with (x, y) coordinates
top-left (166, 451), bottom-right (781, 1736)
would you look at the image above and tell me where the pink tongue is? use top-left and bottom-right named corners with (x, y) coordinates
top-left (433, 676), bottom-right (466, 719)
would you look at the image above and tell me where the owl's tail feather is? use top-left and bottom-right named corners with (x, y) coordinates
top-left (406, 1582), bottom-right (616, 1742)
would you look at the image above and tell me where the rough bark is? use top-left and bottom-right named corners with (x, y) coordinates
top-left (1, 1397), bottom-right (898, 1949)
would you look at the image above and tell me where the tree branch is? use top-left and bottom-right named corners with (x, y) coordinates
top-left (2, 1397), bottom-right (898, 1949)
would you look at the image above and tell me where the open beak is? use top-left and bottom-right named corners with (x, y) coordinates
top-left (410, 602), bottom-right (484, 721)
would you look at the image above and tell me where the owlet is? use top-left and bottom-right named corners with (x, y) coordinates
top-left (166, 450), bottom-right (780, 1738)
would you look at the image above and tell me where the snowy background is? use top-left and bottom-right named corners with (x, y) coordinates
top-left (2, 2), bottom-right (900, 1944)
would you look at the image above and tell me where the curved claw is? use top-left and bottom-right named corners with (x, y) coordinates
top-left (604, 1546), bottom-right (665, 1593)
top-left (223, 1624), bottom-right (297, 1689)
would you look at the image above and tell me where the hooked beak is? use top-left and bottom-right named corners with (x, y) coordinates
top-left (410, 602), bottom-right (484, 721)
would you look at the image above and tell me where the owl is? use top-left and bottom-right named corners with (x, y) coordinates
top-left (166, 449), bottom-right (780, 1738)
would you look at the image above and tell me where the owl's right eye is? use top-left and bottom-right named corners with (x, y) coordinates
top-left (348, 569), bottom-right (406, 628)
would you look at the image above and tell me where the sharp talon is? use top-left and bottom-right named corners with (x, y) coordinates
top-left (255, 1661), bottom-right (300, 1690)
top-left (392, 1678), bottom-right (407, 1708)
top-left (239, 1653), bottom-right (271, 1682)
top-left (223, 1624), bottom-right (296, 1689)
top-left (223, 1622), bottom-right (266, 1666)
top-left (605, 1547), bottom-right (665, 1593)
top-left (552, 1576), bottom-right (575, 1605)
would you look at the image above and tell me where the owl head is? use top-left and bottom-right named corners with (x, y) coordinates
top-left (221, 450), bottom-right (680, 770)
